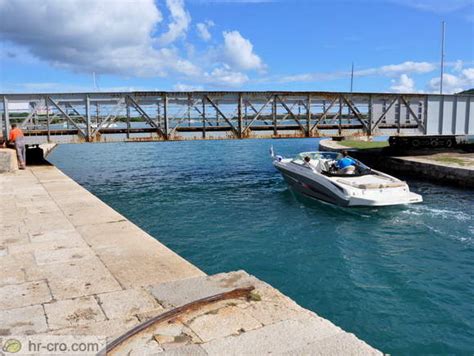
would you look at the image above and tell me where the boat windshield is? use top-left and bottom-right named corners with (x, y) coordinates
top-left (292, 151), bottom-right (339, 162)
top-left (291, 151), bottom-right (373, 177)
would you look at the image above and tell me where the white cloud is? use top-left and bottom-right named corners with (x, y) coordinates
top-left (196, 20), bottom-right (214, 41)
top-left (0, 81), bottom-right (148, 94)
top-left (158, 0), bottom-right (192, 45)
top-left (276, 72), bottom-right (341, 83)
top-left (271, 61), bottom-right (438, 85)
top-left (278, 74), bottom-right (314, 83)
top-left (428, 68), bottom-right (474, 94)
top-left (452, 60), bottom-right (464, 72)
top-left (356, 61), bottom-right (436, 77)
top-left (0, 0), bottom-right (268, 89)
top-left (379, 61), bottom-right (436, 75)
top-left (173, 83), bottom-right (205, 91)
top-left (0, 0), bottom-right (200, 78)
top-left (172, 66), bottom-right (249, 88)
top-left (222, 31), bottom-right (265, 71)
top-left (462, 68), bottom-right (474, 81)
top-left (204, 67), bottom-right (249, 86)
top-left (390, 74), bottom-right (417, 93)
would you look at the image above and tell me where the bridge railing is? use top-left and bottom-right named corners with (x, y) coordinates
top-left (1, 91), bottom-right (472, 143)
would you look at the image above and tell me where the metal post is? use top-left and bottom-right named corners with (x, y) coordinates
top-left (452, 95), bottom-right (457, 134)
top-left (163, 94), bottom-right (169, 140)
top-left (85, 95), bottom-right (92, 142)
top-left (368, 95), bottom-right (373, 137)
top-left (187, 94), bottom-right (191, 127)
top-left (306, 94), bottom-right (312, 137)
top-left (348, 62), bottom-right (354, 120)
top-left (438, 95), bottom-right (444, 135)
top-left (405, 100), bottom-right (410, 123)
top-left (382, 99), bottom-right (387, 124)
top-left (238, 93), bottom-right (243, 138)
top-left (216, 100), bottom-right (219, 127)
top-left (46, 97), bottom-right (51, 142)
top-left (418, 101), bottom-right (423, 127)
top-left (3, 96), bottom-right (10, 139)
top-left (338, 96), bottom-right (343, 136)
top-left (202, 96), bottom-right (206, 139)
top-left (244, 101), bottom-right (248, 128)
top-left (156, 102), bottom-right (161, 128)
top-left (126, 101), bottom-right (131, 139)
top-left (440, 21), bottom-right (445, 94)
top-left (397, 96), bottom-right (401, 134)
top-left (350, 62), bottom-right (354, 93)
top-left (465, 96), bottom-right (471, 135)
top-left (423, 96), bottom-right (428, 135)
top-left (272, 95), bottom-right (277, 136)
top-left (33, 103), bottom-right (38, 126)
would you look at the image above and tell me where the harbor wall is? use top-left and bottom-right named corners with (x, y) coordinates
top-left (377, 156), bottom-right (474, 188)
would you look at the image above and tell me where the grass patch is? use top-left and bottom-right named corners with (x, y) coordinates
top-left (339, 140), bottom-right (389, 149)
top-left (431, 157), bottom-right (467, 166)
top-left (248, 291), bottom-right (262, 302)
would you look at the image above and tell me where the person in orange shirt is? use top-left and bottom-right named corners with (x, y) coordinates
top-left (9, 124), bottom-right (26, 169)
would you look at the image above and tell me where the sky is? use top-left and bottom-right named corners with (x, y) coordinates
top-left (0, 0), bottom-right (473, 94)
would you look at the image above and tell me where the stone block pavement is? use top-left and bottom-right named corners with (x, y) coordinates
top-left (0, 165), bottom-right (382, 355)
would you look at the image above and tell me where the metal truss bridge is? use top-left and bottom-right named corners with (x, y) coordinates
top-left (1, 91), bottom-right (472, 144)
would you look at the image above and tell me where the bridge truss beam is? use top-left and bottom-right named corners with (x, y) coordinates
top-left (1, 91), bottom-right (472, 144)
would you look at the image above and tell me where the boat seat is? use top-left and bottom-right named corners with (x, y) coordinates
top-left (313, 160), bottom-right (324, 173)
top-left (336, 179), bottom-right (406, 189)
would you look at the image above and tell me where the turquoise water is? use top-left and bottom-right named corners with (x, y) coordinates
top-left (49, 139), bottom-right (474, 354)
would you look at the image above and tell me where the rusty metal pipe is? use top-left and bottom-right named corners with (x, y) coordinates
top-left (100, 286), bottom-right (255, 355)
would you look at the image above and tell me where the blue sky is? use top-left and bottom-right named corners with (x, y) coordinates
top-left (0, 0), bottom-right (473, 93)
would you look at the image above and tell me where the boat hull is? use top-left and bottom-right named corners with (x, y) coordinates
top-left (274, 161), bottom-right (422, 207)
top-left (276, 165), bottom-right (350, 206)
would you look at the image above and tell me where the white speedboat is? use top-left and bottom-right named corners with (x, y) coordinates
top-left (271, 149), bottom-right (422, 207)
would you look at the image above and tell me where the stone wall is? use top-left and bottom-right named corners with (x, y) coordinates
top-left (383, 157), bottom-right (474, 188)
